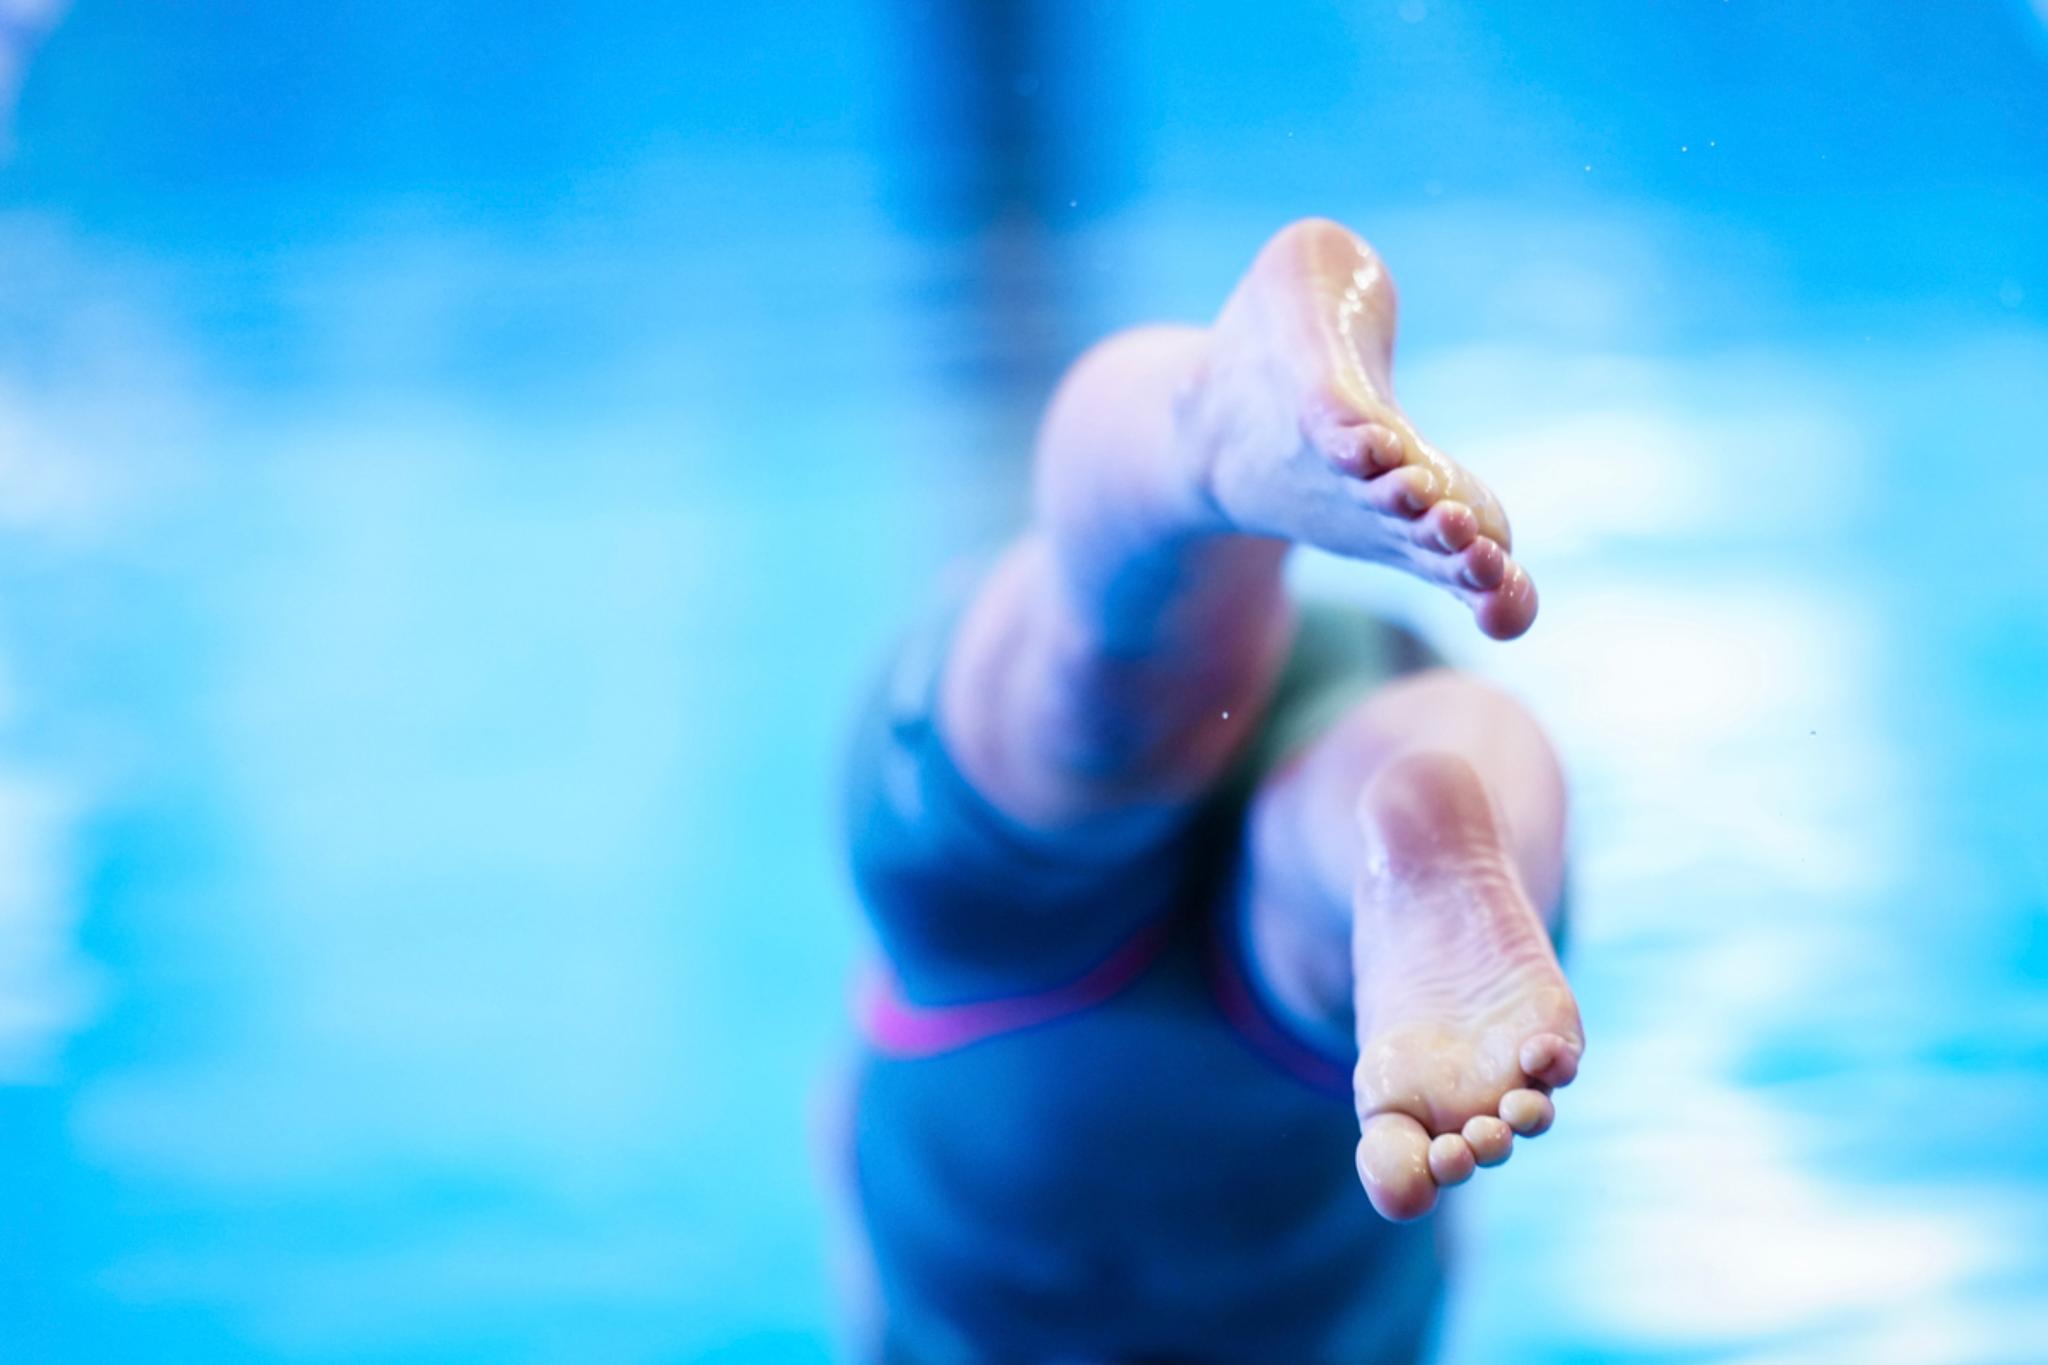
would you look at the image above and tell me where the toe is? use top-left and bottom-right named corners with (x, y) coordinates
top-left (1357, 1112), bottom-right (1440, 1222)
top-left (1500, 1088), bottom-right (1555, 1137)
top-left (1365, 465), bottom-right (1438, 518)
top-left (1454, 537), bottom-right (1506, 590)
top-left (1474, 561), bottom-right (1539, 640)
top-left (1356, 422), bottom-right (1407, 477)
top-left (1520, 1031), bottom-right (1582, 1089)
top-left (1412, 500), bottom-right (1479, 553)
top-left (1469, 488), bottom-right (1513, 552)
top-left (1320, 420), bottom-right (1407, 480)
top-left (1427, 1132), bottom-right (1476, 1188)
top-left (1462, 1115), bottom-right (1514, 1167)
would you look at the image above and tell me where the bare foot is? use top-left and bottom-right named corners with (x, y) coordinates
top-left (1176, 218), bottom-right (1536, 640)
top-left (1346, 751), bottom-right (1583, 1220)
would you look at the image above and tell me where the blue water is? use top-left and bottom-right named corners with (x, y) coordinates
top-left (2, 3), bottom-right (2045, 1361)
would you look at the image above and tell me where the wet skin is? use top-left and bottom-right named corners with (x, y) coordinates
top-left (938, 217), bottom-right (1582, 1221)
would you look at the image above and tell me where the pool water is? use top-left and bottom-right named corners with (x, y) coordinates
top-left (2, 3), bottom-right (2044, 1362)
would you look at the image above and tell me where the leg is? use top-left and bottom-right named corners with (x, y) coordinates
top-left (1242, 670), bottom-right (1582, 1221)
top-left (941, 218), bottom-right (1537, 839)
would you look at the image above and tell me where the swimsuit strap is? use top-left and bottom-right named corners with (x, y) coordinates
top-left (857, 916), bottom-right (1178, 1058)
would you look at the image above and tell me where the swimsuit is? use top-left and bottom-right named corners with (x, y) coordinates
top-left (838, 592), bottom-right (1450, 1364)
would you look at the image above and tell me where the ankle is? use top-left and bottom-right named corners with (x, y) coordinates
top-left (1035, 325), bottom-right (1226, 545)
top-left (1163, 326), bottom-right (1234, 534)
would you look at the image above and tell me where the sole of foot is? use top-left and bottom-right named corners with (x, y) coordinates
top-left (1345, 750), bottom-right (1582, 1220)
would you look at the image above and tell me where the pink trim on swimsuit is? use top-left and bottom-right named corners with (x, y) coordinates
top-left (857, 917), bottom-right (1177, 1058)
top-left (855, 905), bottom-right (1355, 1103)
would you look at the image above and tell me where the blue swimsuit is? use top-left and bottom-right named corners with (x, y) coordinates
top-left (839, 595), bottom-right (1449, 1364)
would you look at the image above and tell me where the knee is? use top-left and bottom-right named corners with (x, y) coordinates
top-left (1323, 668), bottom-right (1544, 775)
top-left (1324, 668), bottom-right (1562, 820)
top-left (1375, 667), bottom-right (1534, 723)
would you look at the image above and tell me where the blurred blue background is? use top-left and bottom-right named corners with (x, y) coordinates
top-left (1, 2), bottom-right (2044, 1361)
